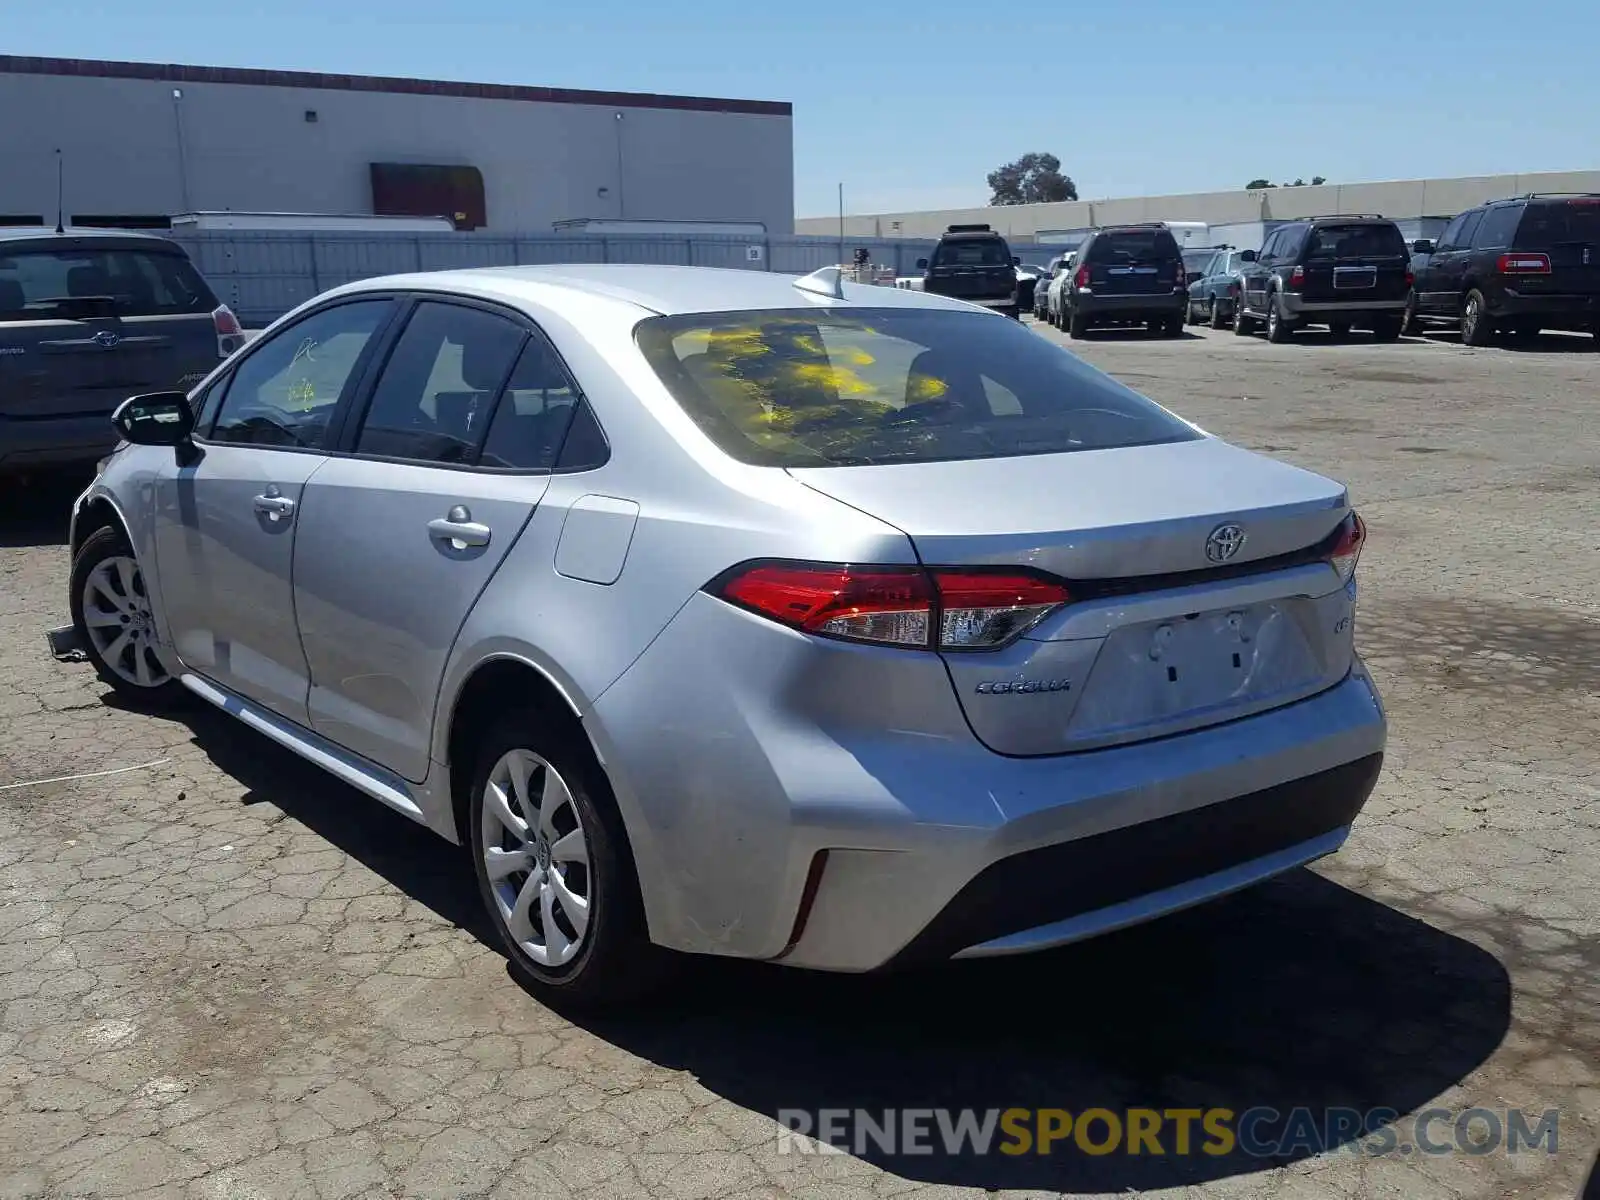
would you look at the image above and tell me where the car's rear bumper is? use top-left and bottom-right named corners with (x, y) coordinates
top-left (0, 414), bottom-right (119, 470)
top-left (1495, 290), bottom-right (1600, 325)
top-left (1279, 295), bottom-right (1406, 317)
top-left (588, 591), bottom-right (1388, 972)
top-left (1074, 290), bottom-right (1187, 319)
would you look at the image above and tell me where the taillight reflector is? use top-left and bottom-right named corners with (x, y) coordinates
top-left (1498, 252), bottom-right (1551, 274)
top-left (714, 562), bottom-right (1070, 651)
top-left (212, 304), bottom-right (245, 359)
top-left (1175, 265), bottom-right (1187, 287)
top-left (1074, 264), bottom-right (1091, 288)
top-left (1288, 265), bottom-right (1305, 287)
top-left (1326, 512), bottom-right (1365, 583)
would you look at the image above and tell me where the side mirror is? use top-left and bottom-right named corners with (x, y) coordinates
top-left (1412, 239), bottom-right (1434, 255)
top-left (915, 257), bottom-right (929, 270)
top-left (1011, 256), bottom-right (1021, 266)
top-left (112, 392), bottom-right (195, 447)
top-left (1239, 249), bottom-right (1258, 263)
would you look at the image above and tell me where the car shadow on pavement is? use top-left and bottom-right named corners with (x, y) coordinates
top-left (176, 703), bottom-right (1511, 1194)
top-left (585, 871), bottom-right (1511, 1194)
top-left (0, 470), bottom-right (90, 548)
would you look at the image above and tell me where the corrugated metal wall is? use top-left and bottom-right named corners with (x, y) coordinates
top-left (168, 231), bottom-right (942, 326)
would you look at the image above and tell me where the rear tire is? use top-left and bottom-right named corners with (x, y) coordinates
top-left (1233, 293), bottom-right (1255, 335)
top-left (468, 707), bottom-right (666, 1008)
top-left (1328, 321), bottom-right (1351, 340)
top-left (1067, 309), bottom-right (1087, 339)
top-left (69, 526), bottom-right (187, 709)
top-left (1265, 293), bottom-right (1293, 344)
top-left (1162, 315), bottom-right (1184, 338)
top-left (1209, 296), bottom-right (1228, 329)
top-left (1461, 288), bottom-right (1493, 347)
top-left (1400, 290), bottom-right (1420, 336)
top-left (1372, 316), bottom-right (1403, 342)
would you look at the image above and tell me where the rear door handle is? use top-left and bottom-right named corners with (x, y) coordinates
top-left (428, 505), bottom-right (491, 549)
top-left (253, 493), bottom-right (295, 519)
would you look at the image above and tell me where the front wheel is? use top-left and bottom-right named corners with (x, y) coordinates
top-left (468, 709), bottom-right (664, 1007)
top-left (1461, 288), bottom-right (1494, 347)
top-left (69, 526), bottom-right (187, 708)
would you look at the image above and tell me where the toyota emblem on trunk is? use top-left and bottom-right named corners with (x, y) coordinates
top-left (1206, 523), bottom-right (1246, 562)
top-left (92, 331), bottom-right (121, 348)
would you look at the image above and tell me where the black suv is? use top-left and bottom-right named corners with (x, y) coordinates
top-left (1404, 194), bottom-right (1600, 345)
top-left (916, 225), bottom-right (1020, 318)
top-left (1233, 216), bottom-right (1410, 343)
top-left (1058, 223), bottom-right (1187, 338)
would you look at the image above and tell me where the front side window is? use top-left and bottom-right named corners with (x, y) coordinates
top-left (354, 301), bottom-right (526, 464)
top-left (210, 300), bottom-right (391, 449)
top-left (635, 308), bottom-right (1200, 468)
top-left (1435, 213), bottom-right (1469, 252)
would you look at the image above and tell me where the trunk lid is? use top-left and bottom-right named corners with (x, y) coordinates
top-left (1086, 228), bottom-right (1183, 297)
top-left (790, 439), bottom-right (1356, 754)
top-left (1298, 223), bottom-right (1411, 305)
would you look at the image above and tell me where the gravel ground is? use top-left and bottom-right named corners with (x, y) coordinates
top-left (1, 321), bottom-right (1596, 1199)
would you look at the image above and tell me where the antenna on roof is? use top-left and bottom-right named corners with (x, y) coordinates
top-left (54, 149), bottom-right (65, 235)
top-left (793, 265), bottom-right (845, 300)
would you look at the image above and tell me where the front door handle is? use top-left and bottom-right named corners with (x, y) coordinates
top-left (428, 504), bottom-right (491, 549)
top-left (253, 493), bottom-right (295, 519)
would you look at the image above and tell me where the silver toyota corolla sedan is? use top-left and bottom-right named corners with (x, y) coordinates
top-left (66, 264), bottom-right (1386, 1005)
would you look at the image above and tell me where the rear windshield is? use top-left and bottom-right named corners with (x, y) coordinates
top-left (1515, 200), bottom-right (1600, 246)
top-left (931, 238), bottom-right (1011, 267)
top-left (0, 246), bottom-right (216, 320)
top-left (634, 308), bottom-right (1200, 468)
top-left (1086, 229), bottom-right (1181, 264)
top-left (1304, 224), bottom-right (1407, 259)
top-left (1182, 249), bottom-right (1216, 275)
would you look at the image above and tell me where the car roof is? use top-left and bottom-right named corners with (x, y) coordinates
top-left (0, 226), bottom-right (172, 244)
top-left (329, 264), bottom-right (1003, 317)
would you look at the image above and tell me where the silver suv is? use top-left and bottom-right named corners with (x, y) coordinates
top-left (68, 264), bottom-right (1386, 1005)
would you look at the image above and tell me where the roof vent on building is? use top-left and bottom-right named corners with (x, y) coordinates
top-left (304, 109), bottom-right (318, 123)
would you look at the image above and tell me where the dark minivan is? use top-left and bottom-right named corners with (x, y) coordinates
top-left (0, 228), bottom-right (242, 474)
top-left (1404, 194), bottom-right (1600, 345)
top-left (917, 224), bottom-right (1020, 318)
top-left (1057, 223), bottom-right (1188, 338)
top-left (1234, 216), bottom-right (1411, 343)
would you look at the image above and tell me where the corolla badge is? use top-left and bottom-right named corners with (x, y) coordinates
top-left (975, 678), bottom-right (1072, 695)
top-left (1205, 523), bottom-right (1246, 563)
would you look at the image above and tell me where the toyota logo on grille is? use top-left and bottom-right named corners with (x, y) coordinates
top-left (92, 331), bottom-right (121, 348)
top-left (1205, 523), bottom-right (1246, 563)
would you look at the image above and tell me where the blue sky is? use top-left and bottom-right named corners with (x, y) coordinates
top-left (9, 0), bottom-right (1598, 218)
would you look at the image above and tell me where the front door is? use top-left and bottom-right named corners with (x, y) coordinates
top-left (152, 298), bottom-right (396, 723)
top-left (290, 300), bottom-right (576, 781)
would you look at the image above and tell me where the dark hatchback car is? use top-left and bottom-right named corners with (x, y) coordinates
top-left (1058, 223), bottom-right (1188, 338)
top-left (916, 225), bottom-right (1020, 317)
top-left (1234, 216), bottom-right (1411, 343)
top-left (1404, 194), bottom-right (1600, 345)
top-left (0, 228), bottom-right (242, 475)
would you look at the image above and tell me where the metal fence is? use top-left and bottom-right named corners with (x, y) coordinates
top-left (166, 230), bottom-right (945, 326)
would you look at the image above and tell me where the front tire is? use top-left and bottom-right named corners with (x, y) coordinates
top-left (69, 526), bottom-right (186, 708)
top-left (1461, 288), bottom-right (1493, 347)
top-left (468, 708), bottom-right (662, 1007)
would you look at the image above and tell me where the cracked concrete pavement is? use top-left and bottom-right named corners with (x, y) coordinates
top-left (1, 322), bottom-right (1597, 1199)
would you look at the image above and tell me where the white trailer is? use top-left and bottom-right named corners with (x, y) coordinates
top-left (169, 211), bottom-right (457, 233)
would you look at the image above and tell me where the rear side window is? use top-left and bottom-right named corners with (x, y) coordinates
top-left (1473, 205), bottom-right (1523, 250)
top-left (1304, 224), bottom-right (1407, 259)
top-left (477, 334), bottom-right (589, 470)
top-left (1515, 200), bottom-right (1600, 246)
top-left (931, 238), bottom-right (1011, 267)
top-left (354, 301), bottom-right (525, 464)
top-left (1086, 229), bottom-right (1181, 264)
top-left (635, 307), bottom-right (1200, 468)
top-left (0, 246), bottom-right (216, 320)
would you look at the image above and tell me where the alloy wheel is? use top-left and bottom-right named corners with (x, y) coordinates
top-left (80, 556), bottom-right (170, 690)
top-left (480, 748), bottom-right (592, 968)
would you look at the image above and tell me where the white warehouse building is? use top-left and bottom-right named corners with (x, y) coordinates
top-left (0, 54), bottom-right (794, 234)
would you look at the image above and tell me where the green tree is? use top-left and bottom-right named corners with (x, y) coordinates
top-left (1246, 178), bottom-right (1276, 190)
top-left (988, 153), bottom-right (1079, 206)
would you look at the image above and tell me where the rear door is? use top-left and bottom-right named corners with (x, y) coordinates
top-left (1511, 198), bottom-right (1600, 301)
top-left (1298, 222), bottom-right (1411, 306)
top-left (0, 237), bottom-right (222, 424)
top-left (153, 297), bottom-right (397, 724)
top-left (290, 298), bottom-right (559, 781)
top-left (1084, 228), bottom-right (1182, 297)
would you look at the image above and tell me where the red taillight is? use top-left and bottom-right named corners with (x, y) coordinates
top-left (1288, 265), bottom-right (1305, 288)
top-left (212, 304), bottom-right (244, 359)
top-left (1074, 264), bottom-right (1091, 288)
top-left (714, 562), bottom-right (1069, 651)
top-left (1405, 269), bottom-right (1414, 288)
top-left (1497, 252), bottom-right (1551, 274)
top-left (1175, 265), bottom-right (1187, 287)
top-left (1326, 512), bottom-right (1365, 584)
